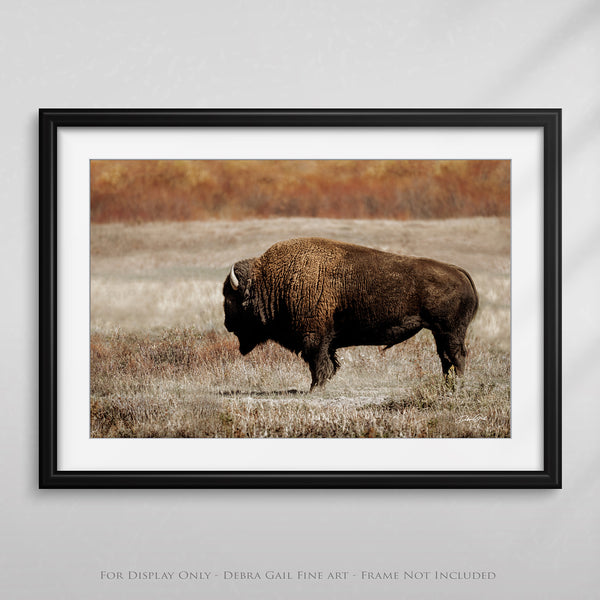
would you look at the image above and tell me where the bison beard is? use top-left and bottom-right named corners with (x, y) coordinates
top-left (223, 238), bottom-right (478, 391)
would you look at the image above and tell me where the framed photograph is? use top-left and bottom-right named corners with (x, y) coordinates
top-left (39, 109), bottom-right (561, 488)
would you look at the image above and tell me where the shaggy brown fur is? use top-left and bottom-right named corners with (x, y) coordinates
top-left (223, 238), bottom-right (478, 391)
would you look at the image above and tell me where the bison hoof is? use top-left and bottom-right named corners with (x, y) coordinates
top-left (444, 367), bottom-right (457, 390)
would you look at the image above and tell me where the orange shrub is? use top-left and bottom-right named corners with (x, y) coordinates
top-left (90, 159), bottom-right (509, 223)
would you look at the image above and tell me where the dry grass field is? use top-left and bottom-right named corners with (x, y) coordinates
top-left (90, 217), bottom-right (510, 438)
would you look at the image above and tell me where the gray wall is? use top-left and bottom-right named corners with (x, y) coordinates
top-left (2, 1), bottom-right (598, 598)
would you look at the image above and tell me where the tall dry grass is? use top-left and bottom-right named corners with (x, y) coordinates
top-left (91, 160), bottom-right (510, 223)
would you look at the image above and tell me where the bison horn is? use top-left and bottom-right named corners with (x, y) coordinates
top-left (229, 264), bottom-right (239, 290)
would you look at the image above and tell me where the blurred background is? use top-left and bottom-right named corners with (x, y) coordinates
top-left (91, 159), bottom-right (510, 222)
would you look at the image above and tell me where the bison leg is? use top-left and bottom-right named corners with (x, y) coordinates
top-left (433, 333), bottom-right (453, 375)
top-left (433, 332), bottom-right (467, 376)
top-left (302, 337), bottom-right (337, 391)
top-left (329, 346), bottom-right (340, 375)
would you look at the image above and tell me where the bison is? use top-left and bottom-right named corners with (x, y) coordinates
top-left (223, 237), bottom-right (478, 390)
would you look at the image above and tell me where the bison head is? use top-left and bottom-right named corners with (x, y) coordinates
top-left (223, 258), bottom-right (265, 355)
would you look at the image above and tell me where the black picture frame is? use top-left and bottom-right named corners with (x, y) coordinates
top-left (39, 109), bottom-right (561, 489)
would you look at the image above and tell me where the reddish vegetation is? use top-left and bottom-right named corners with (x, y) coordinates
top-left (90, 159), bottom-right (509, 223)
top-left (90, 330), bottom-right (239, 384)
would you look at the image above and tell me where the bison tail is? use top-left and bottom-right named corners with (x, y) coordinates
top-left (458, 267), bottom-right (479, 319)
